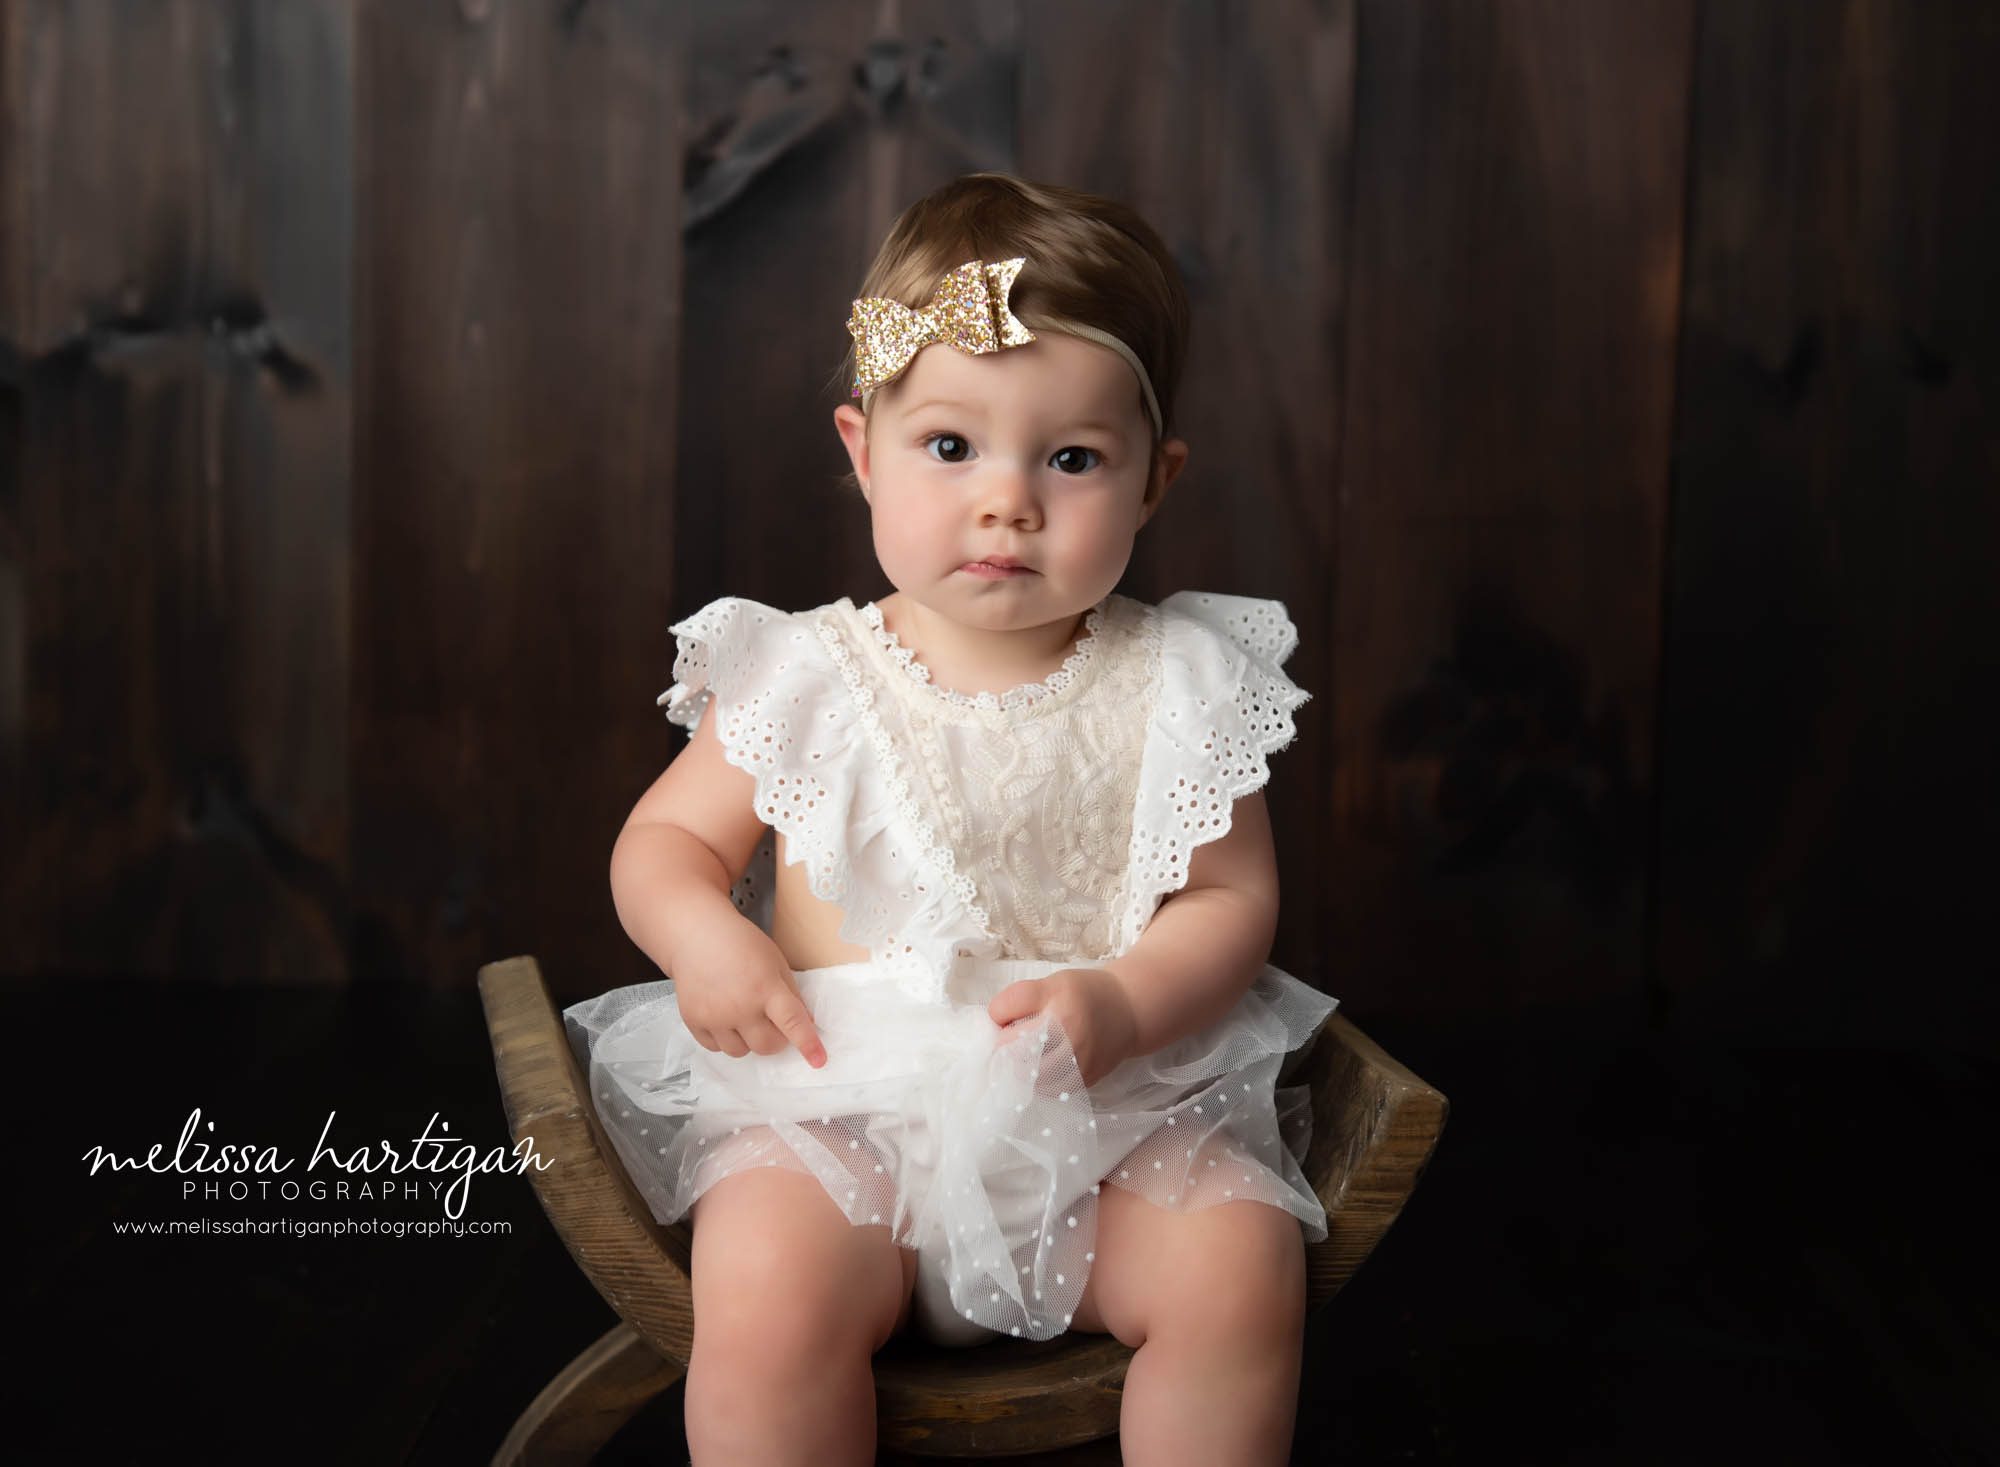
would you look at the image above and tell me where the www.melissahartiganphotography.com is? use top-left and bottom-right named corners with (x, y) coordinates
top-left (111, 1216), bottom-right (513, 1238)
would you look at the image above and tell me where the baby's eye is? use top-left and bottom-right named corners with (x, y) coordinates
top-left (1051, 446), bottom-right (1101, 475)
top-left (923, 433), bottom-right (972, 464)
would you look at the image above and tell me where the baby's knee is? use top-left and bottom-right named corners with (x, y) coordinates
top-left (683, 1263), bottom-right (885, 1462)
top-left (696, 1261), bottom-right (887, 1365)
top-left (691, 1173), bottom-right (907, 1352)
top-left (1152, 1206), bottom-right (1306, 1344)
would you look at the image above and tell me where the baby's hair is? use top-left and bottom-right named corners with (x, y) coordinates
top-left (828, 172), bottom-right (1191, 488)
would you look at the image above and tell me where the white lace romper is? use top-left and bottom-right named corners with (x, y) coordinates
top-left (564, 589), bottom-right (1338, 1346)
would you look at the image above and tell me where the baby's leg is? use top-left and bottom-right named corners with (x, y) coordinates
top-left (685, 1162), bottom-right (917, 1467)
top-left (1070, 1182), bottom-right (1307, 1467)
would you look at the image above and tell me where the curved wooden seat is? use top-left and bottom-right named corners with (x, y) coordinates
top-left (477, 954), bottom-right (1447, 1461)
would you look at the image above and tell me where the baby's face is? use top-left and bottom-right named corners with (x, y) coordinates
top-left (834, 332), bottom-right (1185, 635)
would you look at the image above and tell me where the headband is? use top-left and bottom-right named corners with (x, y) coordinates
top-left (846, 256), bottom-right (1165, 439)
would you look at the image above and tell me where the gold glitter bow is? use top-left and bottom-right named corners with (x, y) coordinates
top-left (847, 257), bottom-right (1036, 398)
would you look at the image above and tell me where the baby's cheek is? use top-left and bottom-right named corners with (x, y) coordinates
top-left (875, 497), bottom-right (952, 578)
top-left (1057, 505), bottom-right (1141, 589)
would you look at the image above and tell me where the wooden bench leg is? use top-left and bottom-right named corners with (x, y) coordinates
top-left (492, 1321), bottom-right (687, 1466)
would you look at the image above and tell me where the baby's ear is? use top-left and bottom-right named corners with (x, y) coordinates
top-left (833, 404), bottom-right (872, 500)
top-left (1140, 436), bottom-right (1190, 524)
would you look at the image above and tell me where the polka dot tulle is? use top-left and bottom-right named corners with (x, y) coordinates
top-left (565, 956), bottom-right (1335, 1345)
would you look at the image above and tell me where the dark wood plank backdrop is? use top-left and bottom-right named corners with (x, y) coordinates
top-left (1659, 0), bottom-right (2000, 1047)
top-left (3, 0), bottom-right (1994, 1047)
top-left (1333, 0), bottom-right (1692, 1017)
top-left (350, 0), bottom-right (682, 989)
top-left (3, 0), bottom-right (353, 982)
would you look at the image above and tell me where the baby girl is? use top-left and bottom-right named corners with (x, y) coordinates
top-left (566, 171), bottom-right (1336, 1466)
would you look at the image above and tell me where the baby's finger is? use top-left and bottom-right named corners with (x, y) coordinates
top-left (714, 1028), bottom-right (750, 1058)
top-left (687, 1024), bottom-right (719, 1053)
top-left (738, 1016), bottom-right (789, 1057)
top-left (986, 977), bottom-right (1046, 1028)
top-left (765, 988), bottom-right (826, 1068)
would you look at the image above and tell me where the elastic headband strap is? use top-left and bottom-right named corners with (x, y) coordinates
top-left (860, 317), bottom-right (1165, 440)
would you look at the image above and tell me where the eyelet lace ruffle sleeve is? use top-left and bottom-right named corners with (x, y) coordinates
top-left (1112, 592), bottom-right (1311, 953)
top-left (658, 597), bottom-right (988, 999)
top-left (655, 596), bottom-right (876, 935)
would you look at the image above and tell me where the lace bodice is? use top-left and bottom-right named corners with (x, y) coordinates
top-left (658, 590), bottom-right (1308, 1001)
top-left (821, 594), bottom-right (1154, 963)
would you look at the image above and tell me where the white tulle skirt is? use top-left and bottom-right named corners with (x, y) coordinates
top-left (562, 957), bottom-right (1337, 1346)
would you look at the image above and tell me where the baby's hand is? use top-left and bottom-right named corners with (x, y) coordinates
top-left (668, 919), bottom-right (826, 1067)
top-left (987, 968), bottom-right (1139, 1088)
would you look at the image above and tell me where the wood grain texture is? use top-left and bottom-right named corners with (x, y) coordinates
top-left (1294, 1012), bottom-right (1449, 1307)
top-left (0, 0), bottom-right (352, 981)
top-left (351, 0), bottom-right (683, 991)
top-left (1330, 0), bottom-right (1696, 1016)
top-left (478, 954), bottom-right (698, 1364)
top-left (1656, 0), bottom-right (2000, 1044)
top-left (478, 952), bottom-right (1447, 1456)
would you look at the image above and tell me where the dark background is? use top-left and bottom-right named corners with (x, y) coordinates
top-left (7, 1), bottom-right (1995, 1462)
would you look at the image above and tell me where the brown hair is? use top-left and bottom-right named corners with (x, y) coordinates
top-left (829, 173), bottom-right (1190, 484)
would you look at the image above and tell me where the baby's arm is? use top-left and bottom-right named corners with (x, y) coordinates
top-left (611, 711), bottom-right (827, 1066)
top-left (988, 791), bottom-right (1279, 1083)
top-left (1098, 788), bottom-right (1281, 1057)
